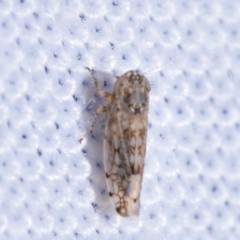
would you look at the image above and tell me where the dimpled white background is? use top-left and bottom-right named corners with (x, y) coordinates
top-left (0, 0), bottom-right (240, 239)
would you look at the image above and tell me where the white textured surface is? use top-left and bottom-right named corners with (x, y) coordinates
top-left (0, 0), bottom-right (240, 239)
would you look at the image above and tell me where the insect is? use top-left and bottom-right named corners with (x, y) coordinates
top-left (81, 68), bottom-right (151, 217)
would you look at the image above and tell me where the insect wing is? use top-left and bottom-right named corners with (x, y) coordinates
top-left (103, 71), bottom-right (150, 217)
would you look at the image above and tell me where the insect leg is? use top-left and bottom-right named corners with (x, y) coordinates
top-left (79, 106), bottom-right (107, 143)
top-left (85, 67), bottom-right (112, 102)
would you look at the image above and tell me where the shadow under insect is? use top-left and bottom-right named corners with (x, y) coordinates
top-left (79, 69), bottom-right (116, 217)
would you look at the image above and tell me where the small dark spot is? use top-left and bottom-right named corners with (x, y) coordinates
top-left (232, 30), bottom-right (237, 36)
top-left (187, 30), bottom-right (192, 36)
top-left (68, 69), bottom-right (71, 75)
top-left (25, 94), bottom-right (30, 101)
top-left (95, 229), bottom-right (99, 234)
top-left (58, 79), bottom-right (63, 85)
top-left (54, 53), bottom-right (58, 58)
top-left (49, 160), bottom-right (54, 166)
top-left (194, 213), bottom-right (199, 219)
top-left (122, 54), bottom-right (126, 60)
top-left (82, 80), bottom-right (88, 86)
top-left (222, 109), bottom-right (228, 115)
top-left (82, 149), bottom-right (87, 154)
top-left (77, 53), bottom-right (81, 60)
top-left (218, 17), bottom-right (223, 24)
top-left (73, 163), bottom-right (77, 168)
top-left (11, 188), bottom-right (16, 194)
top-left (195, 81), bottom-right (200, 89)
top-left (177, 44), bottom-right (182, 50)
top-left (65, 176), bottom-right (70, 183)
top-left (33, 12), bottom-right (39, 20)
top-left (79, 14), bottom-right (86, 21)
top-left (110, 42), bottom-right (114, 49)
top-left (46, 203), bottom-right (51, 210)
top-left (163, 30), bottom-right (168, 35)
top-left (37, 149), bottom-right (42, 156)
top-left (88, 177), bottom-right (93, 184)
top-left (22, 134), bottom-right (27, 139)
top-left (133, 198), bottom-right (137, 203)
top-left (200, 109), bottom-right (205, 115)
top-left (9, 80), bottom-right (15, 85)
top-left (109, 191), bottom-right (113, 196)
top-left (164, 97), bottom-right (169, 103)
top-left (91, 202), bottom-right (98, 211)
top-left (16, 38), bottom-right (21, 45)
top-left (116, 207), bottom-right (122, 215)
top-left (25, 24), bottom-right (30, 30)
top-left (199, 174), bottom-right (204, 181)
top-left (217, 211), bottom-right (222, 218)
top-left (177, 108), bottom-right (183, 114)
top-left (55, 122), bottom-right (59, 129)
top-left (95, 27), bottom-right (101, 33)
top-left (27, 229), bottom-right (32, 235)
top-left (46, 25), bottom-right (52, 31)
top-left (186, 159), bottom-right (191, 166)
top-left (207, 225), bottom-right (213, 233)
top-left (195, 149), bottom-right (200, 155)
top-left (38, 38), bottom-right (43, 44)
top-left (52, 231), bottom-right (57, 236)
top-left (78, 190), bottom-right (83, 195)
top-left (217, 148), bottom-right (222, 154)
top-left (59, 217), bottom-right (64, 222)
top-left (209, 97), bottom-right (214, 103)
top-left (159, 71), bottom-right (164, 77)
top-left (212, 185), bottom-right (217, 192)
top-left (112, 1), bottom-right (119, 6)
top-left (72, 95), bottom-right (78, 102)
top-left (44, 66), bottom-right (49, 74)
top-left (226, 134), bottom-right (232, 141)
top-left (19, 177), bottom-right (24, 182)
top-left (103, 80), bottom-right (108, 87)
top-left (150, 213), bottom-right (155, 219)
top-left (20, 0), bottom-right (24, 3)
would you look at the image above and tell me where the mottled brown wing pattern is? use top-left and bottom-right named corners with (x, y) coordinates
top-left (103, 70), bottom-right (150, 217)
top-left (82, 68), bottom-right (150, 217)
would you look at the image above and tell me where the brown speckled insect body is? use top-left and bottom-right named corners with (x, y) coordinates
top-left (84, 68), bottom-right (150, 217)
